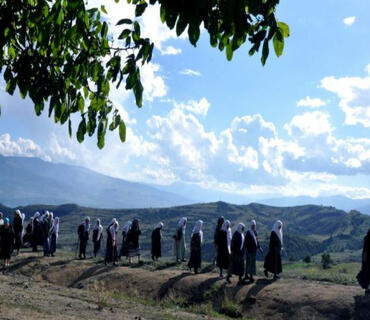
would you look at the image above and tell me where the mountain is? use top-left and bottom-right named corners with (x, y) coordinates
top-left (0, 155), bottom-right (192, 208)
top-left (3, 201), bottom-right (369, 261)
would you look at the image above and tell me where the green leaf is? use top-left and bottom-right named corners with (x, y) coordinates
top-left (261, 39), bottom-right (269, 66)
top-left (6, 79), bottom-right (16, 95)
top-left (226, 43), bottom-right (233, 61)
top-left (273, 29), bottom-right (284, 57)
top-left (119, 121), bottom-right (126, 142)
top-left (176, 16), bottom-right (187, 36)
top-left (100, 5), bottom-right (107, 14)
top-left (77, 118), bottom-right (86, 143)
top-left (116, 18), bottom-right (132, 25)
top-left (68, 119), bottom-right (72, 138)
top-left (135, 3), bottom-right (147, 17)
top-left (278, 22), bottom-right (290, 38)
top-left (8, 46), bottom-right (15, 60)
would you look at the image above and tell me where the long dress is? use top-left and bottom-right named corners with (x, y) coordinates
top-left (32, 218), bottom-right (43, 252)
top-left (216, 230), bottom-right (230, 270)
top-left (263, 231), bottom-right (282, 275)
top-left (105, 225), bottom-right (118, 263)
top-left (174, 227), bottom-right (186, 260)
top-left (229, 232), bottom-right (244, 276)
top-left (0, 226), bottom-right (15, 260)
top-left (188, 233), bottom-right (202, 271)
top-left (93, 227), bottom-right (103, 257)
top-left (119, 231), bottom-right (129, 258)
top-left (245, 230), bottom-right (260, 276)
top-left (151, 228), bottom-right (162, 259)
top-left (127, 228), bottom-right (141, 257)
top-left (13, 215), bottom-right (23, 251)
top-left (78, 223), bottom-right (89, 258)
top-left (358, 233), bottom-right (370, 289)
top-left (23, 222), bottom-right (32, 245)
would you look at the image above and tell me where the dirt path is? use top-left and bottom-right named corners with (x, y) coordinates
top-left (3, 253), bottom-right (370, 320)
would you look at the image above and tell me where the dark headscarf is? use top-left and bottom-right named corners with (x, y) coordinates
top-left (216, 216), bottom-right (225, 230)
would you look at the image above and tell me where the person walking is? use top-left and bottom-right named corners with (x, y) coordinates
top-left (264, 220), bottom-right (283, 280)
top-left (244, 220), bottom-right (262, 282)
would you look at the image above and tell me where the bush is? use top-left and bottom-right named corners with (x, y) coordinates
top-left (321, 253), bottom-right (333, 269)
top-left (303, 256), bottom-right (311, 263)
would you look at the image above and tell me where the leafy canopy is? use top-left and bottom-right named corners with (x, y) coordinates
top-left (0, 0), bottom-right (289, 148)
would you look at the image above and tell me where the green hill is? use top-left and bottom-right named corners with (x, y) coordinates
top-left (2, 201), bottom-right (369, 261)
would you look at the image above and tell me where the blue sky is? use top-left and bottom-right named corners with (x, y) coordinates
top-left (1, 0), bottom-right (370, 200)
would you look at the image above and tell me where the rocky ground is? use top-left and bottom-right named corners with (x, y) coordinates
top-left (1, 251), bottom-right (370, 320)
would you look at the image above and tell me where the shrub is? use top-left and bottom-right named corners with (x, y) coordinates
top-left (303, 256), bottom-right (311, 263)
top-left (321, 253), bottom-right (333, 269)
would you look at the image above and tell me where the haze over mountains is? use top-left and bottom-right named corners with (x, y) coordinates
top-left (1, 154), bottom-right (370, 213)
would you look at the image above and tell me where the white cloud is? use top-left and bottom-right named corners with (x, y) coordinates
top-left (180, 69), bottom-right (202, 77)
top-left (297, 96), bottom-right (326, 108)
top-left (175, 98), bottom-right (210, 116)
top-left (161, 46), bottom-right (182, 55)
top-left (0, 133), bottom-right (48, 160)
top-left (321, 74), bottom-right (370, 127)
top-left (284, 111), bottom-right (333, 137)
top-left (141, 63), bottom-right (167, 101)
top-left (343, 16), bottom-right (356, 26)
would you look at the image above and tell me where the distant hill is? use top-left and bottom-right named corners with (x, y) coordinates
top-left (2, 201), bottom-right (370, 261)
top-left (0, 155), bottom-right (191, 208)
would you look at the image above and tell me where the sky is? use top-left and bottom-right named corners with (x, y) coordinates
top-left (1, 0), bottom-right (370, 200)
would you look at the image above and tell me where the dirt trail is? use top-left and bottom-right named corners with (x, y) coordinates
top-left (3, 253), bottom-right (370, 320)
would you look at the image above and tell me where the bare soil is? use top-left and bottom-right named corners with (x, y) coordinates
top-left (2, 252), bottom-right (370, 320)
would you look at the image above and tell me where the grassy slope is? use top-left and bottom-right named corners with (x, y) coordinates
top-left (2, 201), bottom-right (369, 261)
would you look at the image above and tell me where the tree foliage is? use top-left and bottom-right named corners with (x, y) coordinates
top-left (0, 0), bottom-right (289, 148)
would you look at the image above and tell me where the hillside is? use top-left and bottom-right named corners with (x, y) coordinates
top-left (2, 201), bottom-right (370, 261)
top-left (2, 252), bottom-right (370, 320)
top-left (0, 155), bottom-right (191, 208)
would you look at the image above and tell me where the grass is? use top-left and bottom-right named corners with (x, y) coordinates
top-left (282, 261), bottom-right (361, 285)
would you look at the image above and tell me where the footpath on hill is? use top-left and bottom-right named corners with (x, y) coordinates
top-left (1, 253), bottom-right (370, 320)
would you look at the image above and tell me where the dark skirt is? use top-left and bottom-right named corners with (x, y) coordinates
top-left (14, 232), bottom-right (22, 250)
top-left (105, 241), bottom-right (118, 263)
top-left (229, 253), bottom-right (244, 276)
top-left (217, 246), bottom-right (230, 270)
top-left (120, 238), bottom-right (129, 258)
top-left (50, 234), bottom-right (57, 254)
top-left (94, 240), bottom-right (101, 255)
top-left (264, 249), bottom-right (282, 274)
top-left (188, 247), bottom-right (201, 269)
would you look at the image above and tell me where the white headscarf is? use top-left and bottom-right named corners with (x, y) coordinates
top-left (53, 217), bottom-right (60, 239)
top-left (248, 220), bottom-right (257, 246)
top-left (156, 222), bottom-right (164, 229)
top-left (191, 220), bottom-right (203, 243)
top-left (109, 220), bottom-right (119, 241)
top-left (221, 220), bottom-right (232, 254)
top-left (272, 220), bottom-right (283, 245)
top-left (178, 217), bottom-right (187, 229)
top-left (123, 221), bottom-right (132, 234)
top-left (236, 223), bottom-right (245, 250)
top-left (94, 219), bottom-right (103, 240)
top-left (15, 209), bottom-right (21, 217)
top-left (33, 212), bottom-right (40, 219)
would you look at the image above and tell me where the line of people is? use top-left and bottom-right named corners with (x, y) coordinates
top-left (0, 210), bottom-right (60, 267)
top-left (81, 215), bottom-right (284, 284)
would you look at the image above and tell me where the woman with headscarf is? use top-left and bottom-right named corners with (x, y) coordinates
top-left (214, 216), bottom-right (225, 264)
top-left (0, 212), bottom-right (4, 226)
top-left (105, 219), bottom-right (119, 266)
top-left (119, 221), bottom-right (131, 260)
top-left (13, 209), bottom-right (23, 255)
top-left (50, 217), bottom-right (60, 257)
top-left (23, 217), bottom-right (33, 246)
top-left (92, 219), bottom-right (103, 257)
top-left (264, 220), bottom-right (283, 280)
top-left (31, 212), bottom-right (42, 252)
top-left (174, 217), bottom-right (187, 263)
top-left (78, 216), bottom-right (90, 259)
top-left (226, 223), bottom-right (245, 284)
top-left (0, 218), bottom-right (15, 268)
top-left (41, 211), bottom-right (53, 257)
top-left (244, 220), bottom-right (263, 282)
top-left (217, 220), bottom-right (231, 278)
top-left (187, 220), bottom-right (203, 273)
top-left (151, 222), bottom-right (164, 261)
top-left (359, 229), bottom-right (370, 295)
top-left (126, 219), bottom-right (142, 264)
